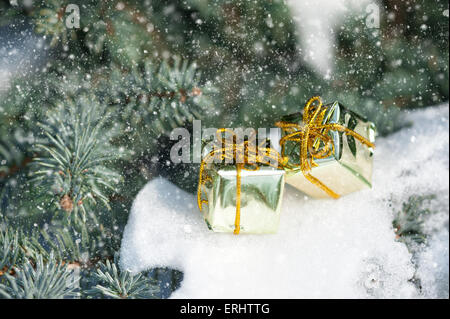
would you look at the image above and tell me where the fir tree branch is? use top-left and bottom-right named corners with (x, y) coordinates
top-left (0, 252), bottom-right (79, 299)
top-left (29, 95), bottom-right (124, 221)
top-left (86, 254), bottom-right (159, 299)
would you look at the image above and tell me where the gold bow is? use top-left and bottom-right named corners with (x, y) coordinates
top-left (275, 96), bottom-right (375, 199)
top-left (197, 128), bottom-right (286, 235)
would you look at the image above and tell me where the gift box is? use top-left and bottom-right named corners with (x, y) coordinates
top-left (199, 165), bottom-right (285, 234)
top-left (197, 129), bottom-right (285, 234)
top-left (276, 97), bottom-right (376, 199)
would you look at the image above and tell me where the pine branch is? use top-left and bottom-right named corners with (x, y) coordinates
top-left (0, 208), bottom-right (123, 279)
top-left (29, 0), bottom-right (163, 66)
top-left (0, 228), bottom-right (22, 276)
top-left (29, 95), bottom-right (124, 221)
top-left (0, 252), bottom-right (79, 299)
top-left (32, 211), bottom-right (123, 264)
top-left (0, 132), bottom-right (35, 213)
top-left (86, 255), bottom-right (159, 299)
top-left (393, 194), bottom-right (437, 247)
top-left (105, 57), bottom-right (218, 137)
top-left (33, 0), bottom-right (73, 47)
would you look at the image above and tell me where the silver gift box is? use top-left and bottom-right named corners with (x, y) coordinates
top-left (201, 165), bottom-right (285, 234)
top-left (280, 101), bottom-right (376, 198)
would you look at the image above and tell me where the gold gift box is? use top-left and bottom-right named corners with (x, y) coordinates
top-left (200, 165), bottom-right (285, 234)
top-left (280, 101), bottom-right (376, 198)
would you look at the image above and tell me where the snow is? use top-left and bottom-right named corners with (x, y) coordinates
top-left (416, 229), bottom-right (449, 298)
top-left (120, 104), bottom-right (449, 298)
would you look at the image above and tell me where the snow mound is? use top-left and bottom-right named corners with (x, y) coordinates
top-left (120, 105), bottom-right (449, 298)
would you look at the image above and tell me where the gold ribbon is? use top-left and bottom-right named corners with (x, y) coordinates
top-left (275, 96), bottom-right (375, 199)
top-left (197, 128), bottom-right (286, 235)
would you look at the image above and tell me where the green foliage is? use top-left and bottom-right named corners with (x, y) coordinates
top-left (31, 0), bottom-right (158, 66)
top-left (87, 255), bottom-right (158, 299)
top-left (393, 194), bottom-right (437, 247)
top-left (0, 253), bottom-right (79, 299)
top-left (30, 95), bottom-right (124, 221)
top-left (0, 224), bottom-right (46, 272)
top-left (31, 224), bottom-right (95, 264)
top-left (317, 0), bottom-right (448, 135)
top-left (88, 6), bottom-right (155, 66)
top-left (0, 229), bottom-right (22, 273)
top-left (0, 132), bottom-right (34, 213)
top-left (174, 0), bottom-right (298, 61)
top-left (144, 0), bottom-right (300, 130)
top-left (103, 57), bottom-right (218, 138)
top-left (328, 11), bottom-right (401, 135)
top-left (0, 215), bottom-right (159, 299)
top-left (34, 206), bottom-right (125, 263)
top-left (380, 0), bottom-right (449, 107)
top-left (34, 0), bottom-right (76, 47)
